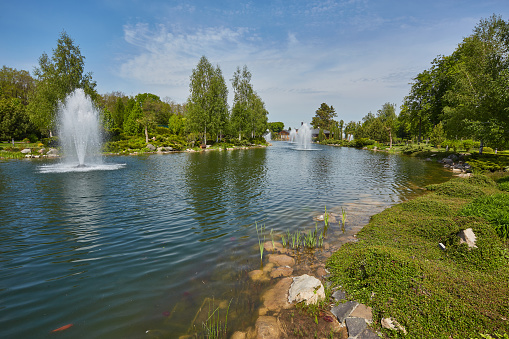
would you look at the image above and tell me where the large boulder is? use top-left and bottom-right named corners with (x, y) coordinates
top-left (262, 277), bottom-right (292, 312)
top-left (21, 148), bottom-right (31, 154)
top-left (147, 143), bottom-right (156, 151)
top-left (268, 254), bottom-right (295, 267)
top-left (288, 274), bottom-right (325, 305)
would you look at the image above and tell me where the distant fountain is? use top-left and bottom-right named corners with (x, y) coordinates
top-left (289, 129), bottom-right (297, 143)
top-left (295, 123), bottom-right (313, 150)
top-left (263, 130), bottom-right (271, 143)
top-left (39, 89), bottom-right (124, 173)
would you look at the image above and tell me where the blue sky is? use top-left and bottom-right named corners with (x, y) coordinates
top-left (2, 0), bottom-right (509, 129)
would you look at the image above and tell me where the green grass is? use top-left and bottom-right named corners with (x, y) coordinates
top-left (327, 174), bottom-right (509, 338)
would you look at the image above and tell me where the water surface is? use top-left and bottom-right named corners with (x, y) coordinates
top-left (0, 142), bottom-right (452, 337)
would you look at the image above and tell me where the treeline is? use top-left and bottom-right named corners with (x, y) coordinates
top-left (0, 31), bottom-right (269, 150)
top-left (315, 15), bottom-right (509, 152)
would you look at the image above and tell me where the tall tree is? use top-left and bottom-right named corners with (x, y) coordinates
top-left (187, 56), bottom-right (229, 144)
top-left (443, 15), bottom-right (509, 148)
top-left (28, 31), bottom-right (97, 136)
top-left (230, 65), bottom-right (254, 140)
top-left (377, 103), bottom-right (398, 148)
top-left (311, 103), bottom-right (337, 133)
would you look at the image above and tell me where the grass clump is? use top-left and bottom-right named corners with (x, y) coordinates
top-left (327, 174), bottom-right (509, 338)
top-left (460, 193), bottom-right (509, 240)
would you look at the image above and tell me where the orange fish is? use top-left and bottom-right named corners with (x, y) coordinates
top-left (51, 324), bottom-right (73, 332)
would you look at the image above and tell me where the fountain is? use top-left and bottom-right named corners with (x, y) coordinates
top-left (263, 130), bottom-right (271, 143)
top-left (295, 123), bottom-right (313, 150)
top-left (39, 89), bottom-right (124, 173)
top-left (59, 89), bottom-right (102, 167)
top-left (289, 129), bottom-right (297, 143)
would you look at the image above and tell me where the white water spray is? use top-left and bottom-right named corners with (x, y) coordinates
top-left (39, 89), bottom-right (124, 173)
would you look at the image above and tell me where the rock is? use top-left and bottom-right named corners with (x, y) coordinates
top-left (345, 317), bottom-right (367, 338)
top-left (38, 148), bottom-right (46, 154)
top-left (452, 168), bottom-right (463, 173)
top-left (269, 266), bottom-right (293, 278)
top-left (255, 316), bottom-right (281, 339)
top-left (381, 317), bottom-right (407, 334)
top-left (268, 254), bottom-right (295, 267)
top-left (264, 241), bottom-right (283, 252)
top-left (147, 143), bottom-right (156, 151)
top-left (458, 228), bottom-right (477, 249)
top-left (358, 328), bottom-right (380, 339)
top-left (316, 266), bottom-right (327, 278)
top-left (442, 158), bottom-right (454, 165)
top-left (231, 331), bottom-right (246, 339)
top-left (288, 274), bottom-right (325, 305)
top-left (262, 277), bottom-right (292, 311)
top-left (262, 262), bottom-right (275, 273)
top-left (21, 148), bottom-right (31, 154)
top-left (350, 303), bottom-right (373, 323)
top-left (47, 148), bottom-right (58, 156)
top-left (331, 301), bottom-right (358, 323)
top-left (332, 290), bottom-right (346, 302)
top-left (248, 269), bottom-right (269, 282)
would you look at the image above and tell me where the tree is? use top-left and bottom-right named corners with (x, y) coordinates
top-left (123, 98), bottom-right (143, 136)
top-left (0, 98), bottom-right (32, 140)
top-left (28, 31), bottom-right (97, 136)
top-left (339, 119), bottom-right (344, 140)
top-left (311, 103), bottom-right (337, 133)
top-left (0, 66), bottom-right (35, 105)
top-left (430, 122), bottom-right (446, 147)
top-left (443, 15), bottom-right (509, 147)
top-left (135, 93), bottom-right (161, 144)
top-left (377, 103), bottom-right (397, 148)
top-left (187, 56), bottom-right (229, 144)
top-left (168, 114), bottom-right (185, 136)
top-left (230, 65), bottom-right (253, 140)
top-left (268, 122), bottom-right (284, 133)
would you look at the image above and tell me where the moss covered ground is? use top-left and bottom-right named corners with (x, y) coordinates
top-left (327, 174), bottom-right (509, 338)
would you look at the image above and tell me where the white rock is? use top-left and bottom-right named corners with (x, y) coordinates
top-left (381, 317), bottom-right (407, 334)
top-left (21, 148), bottom-right (31, 154)
top-left (288, 274), bottom-right (325, 305)
top-left (458, 228), bottom-right (477, 248)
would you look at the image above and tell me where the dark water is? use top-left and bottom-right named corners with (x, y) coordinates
top-left (0, 142), bottom-right (452, 338)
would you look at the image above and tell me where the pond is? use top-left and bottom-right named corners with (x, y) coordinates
top-left (0, 142), bottom-right (452, 338)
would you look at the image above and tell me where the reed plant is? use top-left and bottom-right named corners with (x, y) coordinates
top-left (202, 299), bottom-right (231, 338)
top-left (323, 205), bottom-right (329, 231)
top-left (255, 222), bottom-right (265, 262)
top-left (340, 207), bottom-right (347, 233)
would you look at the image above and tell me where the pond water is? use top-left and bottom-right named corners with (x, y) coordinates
top-left (0, 142), bottom-right (453, 338)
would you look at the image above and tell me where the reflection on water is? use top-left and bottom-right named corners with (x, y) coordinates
top-left (0, 144), bottom-right (453, 337)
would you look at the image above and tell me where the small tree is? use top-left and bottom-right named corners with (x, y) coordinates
top-left (430, 122), bottom-right (446, 147)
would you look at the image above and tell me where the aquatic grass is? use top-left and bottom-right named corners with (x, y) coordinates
top-left (202, 299), bottom-right (231, 339)
top-left (255, 222), bottom-right (265, 262)
top-left (340, 207), bottom-right (347, 233)
top-left (323, 205), bottom-right (329, 231)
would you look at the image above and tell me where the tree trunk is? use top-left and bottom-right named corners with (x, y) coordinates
top-left (145, 126), bottom-right (149, 144)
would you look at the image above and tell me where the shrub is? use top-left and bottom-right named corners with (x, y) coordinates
top-left (462, 139), bottom-right (474, 152)
top-left (460, 193), bottom-right (509, 239)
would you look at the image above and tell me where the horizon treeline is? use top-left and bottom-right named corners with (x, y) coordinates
top-left (314, 14), bottom-right (508, 150)
top-left (2, 15), bottom-right (509, 150)
top-left (0, 32), bottom-right (269, 146)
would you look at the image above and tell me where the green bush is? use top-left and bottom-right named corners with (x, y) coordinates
top-left (460, 193), bottom-right (509, 239)
top-left (462, 139), bottom-right (474, 152)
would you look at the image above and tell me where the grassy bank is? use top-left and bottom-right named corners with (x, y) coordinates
top-left (327, 174), bottom-right (509, 338)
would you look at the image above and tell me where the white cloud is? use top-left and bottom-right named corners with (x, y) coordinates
top-left (117, 12), bottom-right (480, 128)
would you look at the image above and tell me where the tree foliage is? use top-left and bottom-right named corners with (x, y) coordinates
top-left (187, 56), bottom-right (229, 144)
top-left (311, 103), bottom-right (337, 133)
top-left (28, 31), bottom-right (97, 136)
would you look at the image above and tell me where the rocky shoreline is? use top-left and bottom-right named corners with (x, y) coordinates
top-left (231, 240), bottom-right (380, 339)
